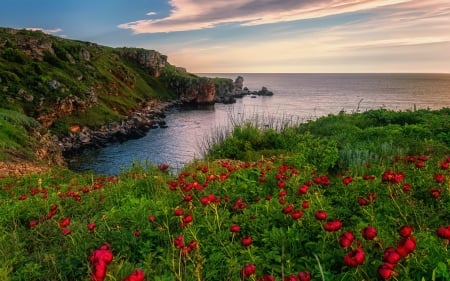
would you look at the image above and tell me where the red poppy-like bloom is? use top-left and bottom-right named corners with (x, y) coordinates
top-left (378, 262), bottom-right (396, 280)
top-left (123, 269), bottom-right (145, 281)
top-left (436, 225), bottom-right (450, 240)
top-left (148, 215), bottom-right (156, 223)
top-left (361, 226), bottom-right (377, 241)
top-left (62, 228), bottom-right (71, 236)
top-left (357, 197), bottom-right (370, 206)
top-left (297, 185), bottom-right (308, 195)
top-left (133, 229), bottom-right (141, 237)
top-left (29, 220), bottom-right (38, 228)
top-left (343, 248), bottom-right (365, 267)
top-left (429, 187), bottom-right (442, 199)
top-left (323, 219), bottom-right (342, 232)
top-left (342, 176), bottom-right (353, 185)
top-left (257, 274), bottom-right (275, 281)
top-left (396, 236), bottom-right (416, 257)
top-left (398, 225), bottom-right (413, 237)
top-left (173, 234), bottom-right (185, 249)
top-left (89, 244), bottom-right (113, 281)
top-left (230, 224), bottom-right (241, 233)
top-left (88, 222), bottom-right (96, 232)
top-left (314, 210), bottom-right (328, 221)
top-left (173, 208), bottom-right (184, 216)
top-left (241, 264), bottom-right (256, 279)
top-left (434, 173), bottom-right (445, 183)
top-left (298, 270), bottom-right (311, 281)
top-left (291, 210), bottom-right (303, 220)
top-left (241, 236), bottom-right (253, 247)
top-left (282, 204), bottom-right (294, 214)
top-left (59, 217), bottom-right (71, 228)
top-left (302, 201), bottom-right (310, 208)
top-left (339, 231), bottom-right (355, 248)
top-left (383, 247), bottom-right (401, 264)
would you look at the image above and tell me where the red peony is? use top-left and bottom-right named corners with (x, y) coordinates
top-left (397, 236), bottom-right (416, 257)
top-left (297, 185), bottom-right (308, 195)
top-left (429, 187), bottom-right (442, 199)
top-left (378, 262), bottom-right (395, 280)
top-left (173, 208), bottom-right (184, 216)
top-left (173, 234), bottom-right (185, 249)
top-left (291, 210), bottom-right (303, 220)
top-left (230, 224), bottom-right (241, 233)
top-left (302, 201), bottom-right (310, 209)
top-left (342, 176), bottom-right (353, 185)
top-left (383, 247), bottom-right (401, 264)
top-left (123, 269), bottom-right (145, 281)
top-left (298, 270), bottom-right (311, 281)
top-left (323, 219), bottom-right (342, 232)
top-left (361, 226), bottom-right (377, 240)
top-left (343, 248), bottom-right (365, 267)
top-left (282, 204), bottom-right (294, 214)
top-left (88, 222), bottom-right (96, 232)
top-left (434, 173), bottom-right (445, 183)
top-left (339, 231), bottom-right (355, 248)
top-left (241, 236), bottom-right (253, 247)
top-left (314, 210), bottom-right (328, 221)
top-left (436, 225), bottom-right (450, 240)
top-left (258, 274), bottom-right (275, 281)
top-left (241, 264), bottom-right (256, 279)
top-left (398, 225), bottom-right (413, 237)
top-left (59, 217), bottom-right (71, 228)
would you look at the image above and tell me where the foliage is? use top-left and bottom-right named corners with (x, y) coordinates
top-left (0, 109), bottom-right (449, 281)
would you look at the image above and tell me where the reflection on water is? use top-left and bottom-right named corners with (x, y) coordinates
top-left (68, 73), bottom-right (450, 175)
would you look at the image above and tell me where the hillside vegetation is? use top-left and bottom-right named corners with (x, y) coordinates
top-left (0, 27), bottom-right (217, 165)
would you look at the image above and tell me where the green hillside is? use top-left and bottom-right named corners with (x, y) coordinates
top-left (0, 27), bottom-right (212, 164)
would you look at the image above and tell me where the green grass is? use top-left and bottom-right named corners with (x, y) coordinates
top-left (0, 108), bottom-right (449, 281)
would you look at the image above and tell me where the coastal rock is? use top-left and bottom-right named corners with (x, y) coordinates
top-left (118, 48), bottom-right (168, 78)
top-left (59, 100), bottom-right (177, 154)
top-left (169, 77), bottom-right (216, 105)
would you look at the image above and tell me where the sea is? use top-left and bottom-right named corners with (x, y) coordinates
top-left (67, 73), bottom-right (450, 175)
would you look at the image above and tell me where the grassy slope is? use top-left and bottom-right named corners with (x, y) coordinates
top-left (0, 27), bottom-right (199, 162)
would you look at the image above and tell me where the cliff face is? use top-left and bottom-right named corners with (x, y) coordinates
top-left (0, 27), bottom-right (228, 166)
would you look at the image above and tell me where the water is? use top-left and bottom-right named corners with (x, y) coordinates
top-left (68, 73), bottom-right (450, 174)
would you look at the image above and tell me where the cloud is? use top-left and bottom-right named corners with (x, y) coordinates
top-left (146, 12), bottom-right (157, 16)
top-left (118, 0), bottom-right (412, 34)
top-left (25, 27), bottom-right (63, 35)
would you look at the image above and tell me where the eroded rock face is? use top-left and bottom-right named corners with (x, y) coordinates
top-left (118, 48), bottom-right (167, 77)
top-left (169, 77), bottom-right (216, 105)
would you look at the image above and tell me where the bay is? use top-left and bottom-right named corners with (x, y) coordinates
top-left (68, 73), bottom-right (450, 174)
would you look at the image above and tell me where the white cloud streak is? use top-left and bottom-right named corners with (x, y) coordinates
top-left (118, 0), bottom-right (412, 34)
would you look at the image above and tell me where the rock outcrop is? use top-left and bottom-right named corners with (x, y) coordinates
top-left (118, 48), bottom-right (167, 78)
top-left (168, 77), bottom-right (216, 105)
top-left (59, 100), bottom-right (177, 153)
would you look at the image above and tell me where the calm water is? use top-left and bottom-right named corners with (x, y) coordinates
top-left (68, 73), bottom-right (450, 174)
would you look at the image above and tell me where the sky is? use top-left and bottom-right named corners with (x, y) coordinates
top-left (1, 0), bottom-right (449, 73)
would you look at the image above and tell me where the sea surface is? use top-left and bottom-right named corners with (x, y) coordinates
top-left (68, 73), bottom-right (450, 174)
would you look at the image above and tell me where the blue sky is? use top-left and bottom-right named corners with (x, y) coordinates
top-left (1, 0), bottom-right (449, 73)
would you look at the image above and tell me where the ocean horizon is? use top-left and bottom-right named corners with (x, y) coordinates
top-left (69, 73), bottom-right (450, 174)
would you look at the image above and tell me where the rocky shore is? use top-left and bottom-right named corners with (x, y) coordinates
top-left (58, 99), bottom-right (179, 155)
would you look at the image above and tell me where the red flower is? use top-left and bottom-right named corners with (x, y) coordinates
top-left (241, 236), bottom-right (253, 247)
top-left (200, 196), bottom-right (210, 205)
top-left (398, 225), bottom-right (413, 237)
top-left (429, 187), bottom-right (442, 199)
top-left (383, 247), bottom-right (401, 264)
top-left (434, 173), bottom-right (445, 183)
top-left (342, 176), bottom-right (353, 185)
top-left (133, 229), bottom-right (141, 237)
top-left (88, 222), bottom-right (96, 232)
top-left (357, 197), bottom-right (369, 206)
top-left (284, 275), bottom-right (297, 281)
top-left (258, 274), bottom-right (275, 281)
top-left (173, 208), bottom-right (184, 216)
top-left (59, 217), bottom-right (71, 228)
top-left (436, 225), bottom-right (450, 240)
top-left (230, 224), bottom-right (241, 233)
top-left (361, 226), bottom-right (377, 241)
top-left (89, 244), bottom-right (113, 281)
top-left (415, 161), bottom-right (425, 168)
top-left (323, 219), bottom-right (342, 232)
top-left (158, 163), bottom-right (169, 171)
top-left (298, 270), bottom-right (311, 281)
top-left (314, 210), bottom-right (328, 221)
top-left (378, 262), bottom-right (395, 280)
top-left (297, 185), bottom-right (308, 195)
top-left (302, 201), bottom-right (310, 208)
top-left (402, 183), bottom-right (412, 192)
top-left (29, 220), bottom-right (38, 228)
top-left (183, 195), bottom-right (193, 202)
top-left (148, 215), bottom-right (156, 223)
top-left (182, 214), bottom-right (193, 227)
top-left (343, 248), bottom-right (365, 267)
top-left (397, 236), bottom-right (416, 257)
top-left (123, 269), bottom-right (145, 281)
top-left (291, 210), bottom-right (303, 220)
top-left (339, 231), bottom-right (355, 248)
top-left (282, 204), bottom-right (294, 214)
top-left (241, 264), bottom-right (256, 279)
top-left (440, 161), bottom-right (449, 170)
top-left (173, 234), bottom-right (185, 249)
